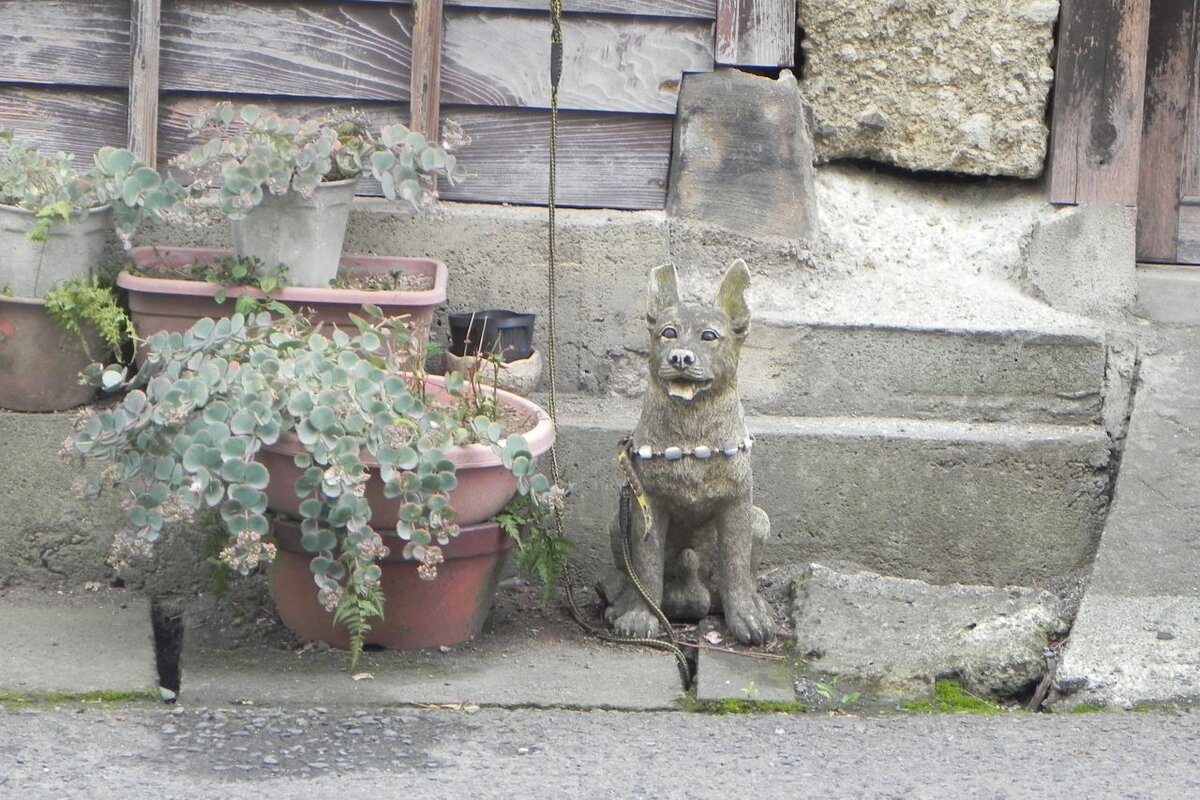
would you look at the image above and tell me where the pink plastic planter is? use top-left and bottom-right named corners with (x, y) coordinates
top-left (119, 246), bottom-right (447, 339)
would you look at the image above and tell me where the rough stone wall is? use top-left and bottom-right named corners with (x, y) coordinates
top-left (798, 0), bottom-right (1059, 178)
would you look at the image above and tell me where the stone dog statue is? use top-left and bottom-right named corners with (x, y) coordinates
top-left (597, 259), bottom-right (774, 645)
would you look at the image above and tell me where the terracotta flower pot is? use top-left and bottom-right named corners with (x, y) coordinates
top-left (256, 375), bottom-right (556, 528)
top-left (0, 295), bottom-right (104, 412)
top-left (119, 246), bottom-right (447, 341)
top-left (270, 517), bottom-right (513, 651)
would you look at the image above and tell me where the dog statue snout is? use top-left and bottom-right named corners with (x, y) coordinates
top-left (668, 349), bottom-right (696, 369)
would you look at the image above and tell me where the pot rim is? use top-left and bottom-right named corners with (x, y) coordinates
top-left (0, 202), bottom-right (112, 218)
top-left (263, 374), bottom-right (555, 469)
top-left (0, 294), bottom-right (52, 308)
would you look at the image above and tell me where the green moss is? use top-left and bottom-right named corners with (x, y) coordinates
top-left (1131, 702), bottom-right (1188, 714)
top-left (1068, 702), bottom-right (1106, 714)
top-left (0, 690), bottom-right (34, 705)
top-left (902, 680), bottom-right (1002, 715)
top-left (0, 688), bottom-right (158, 707)
top-left (676, 696), bottom-right (809, 715)
top-left (43, 688), bottom-right (158, 704)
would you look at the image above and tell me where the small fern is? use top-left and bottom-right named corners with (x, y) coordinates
top-left (29, 199), bottom-right (72, 243)
top-left (43, 277), bottom-right (134, 359)
top-left (497, 492), bottom-right (573, 605)
top-left (333, 584), bottom-right (386, 670)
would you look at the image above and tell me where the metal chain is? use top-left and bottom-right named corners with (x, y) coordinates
top-left (542, 0), bottom-right (692, 689)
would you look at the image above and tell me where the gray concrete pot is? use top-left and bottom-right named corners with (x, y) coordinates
top-left (231, 178), bottom-right (358, 288)
top-left (0, 204), bottom-right (111, 298)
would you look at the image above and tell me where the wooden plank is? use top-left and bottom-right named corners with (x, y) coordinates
top-left (715, 0), bottom-right (795, 67)
top-left (1047, 0), bottom-right (1150, 205)
top-left (0, 1), bottom-right (131, 88)
top-left (1135, 0), bottom-right (1195, 261)
top-left (443, 0), bottom-right (716, 17)
top-left (128, 0), bottom-right (162, 164)
top-left (159, 2), bottom-right (414, 101)
top-left (341, 0), bottom-right (715, 11)
top-left (437, 107), bottom-right (672, 208)
top-left (409, 0), bottom-right (445, 140)
top-left (0, 87), bottom-right (128, 162)
top-left (1179, 201), bottom-right (1200, 263)
top-left (441, 9), bottom-right (713, 113)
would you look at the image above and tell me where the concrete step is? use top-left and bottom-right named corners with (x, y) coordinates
top-left (599, 319), bottom-right (1109, 425)
top-left (0, 588), bottom-right (157, 697)
top-left (138, 197), bottom-right (1113, 426)
top-left (739, 319), bottom-right (1107, 424)
top-left (1056, 329), bottom-right (1200, 708)
top-left (553, 397), bottom-right (1111, 588)
top-left (1136, 264), bottom-right (1200, 324)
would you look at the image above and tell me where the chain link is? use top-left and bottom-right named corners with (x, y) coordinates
top-left (542, 0), bottom-right (692, 689)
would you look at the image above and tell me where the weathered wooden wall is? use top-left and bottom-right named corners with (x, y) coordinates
top-left (0, 0), bottom-right (800, 210)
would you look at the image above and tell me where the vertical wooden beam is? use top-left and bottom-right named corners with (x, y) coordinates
top-left (1047, 0), bottom-right (1150, 205)
top-left (409, 0), bottom-right (445, 140)
top-left (127, 0), bottom-right (161, 165)
top-left (1135, 0), bottom-right (1196, 261)
top-left (1182, 0), bottom-right (1200, 200)
top-left (715, 0), bottom-right (795, 68)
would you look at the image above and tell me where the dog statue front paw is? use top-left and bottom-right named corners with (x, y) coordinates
top-left (606, 606), bottom-right (663, 640)
top-left (724, 592), bottom-right (775, 646)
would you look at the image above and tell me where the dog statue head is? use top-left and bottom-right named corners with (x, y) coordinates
top-left (644, 259), bottom-right (751, 403)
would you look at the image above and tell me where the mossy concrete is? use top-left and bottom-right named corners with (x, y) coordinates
top-left (0, 411), bottom-right (122, 589)
top-left (0, 410), bottom-right (217, 596)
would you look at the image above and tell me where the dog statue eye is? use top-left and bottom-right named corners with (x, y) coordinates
top-left (701, 329), bottom-right (720, 342)
top-left (660, 325), bottom-right (678, 339)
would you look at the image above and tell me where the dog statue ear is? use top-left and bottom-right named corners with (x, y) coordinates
top-left (646, 263), bottom-right (680, 325)
top-left (716, 258), bottom-right (751, 335)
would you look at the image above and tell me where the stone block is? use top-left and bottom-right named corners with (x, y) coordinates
top-left (1054, 594), bottom-right (1200, 709)
top-left (799, 0), bottom-right (1058, 177)
top-left (695, 647), bottom-right (799, 704)
top-left (791, 564), bottom-right (1068, 699)
top-left (666, 69), bottom-right (818, 240)
top-left (1020, 205), bottom-right (1137, 317)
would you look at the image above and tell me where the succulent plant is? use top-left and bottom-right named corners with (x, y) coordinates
top-left (89, 146), bottom-right (191, 247)
top-left (176, 103), bottom-right (468, 219)
top-left (0, 130), bottom-right (189, 245)
top-left (68, 309), bottom-right (549, 665)
top-left (0, 131), bottom-right (87, 211)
